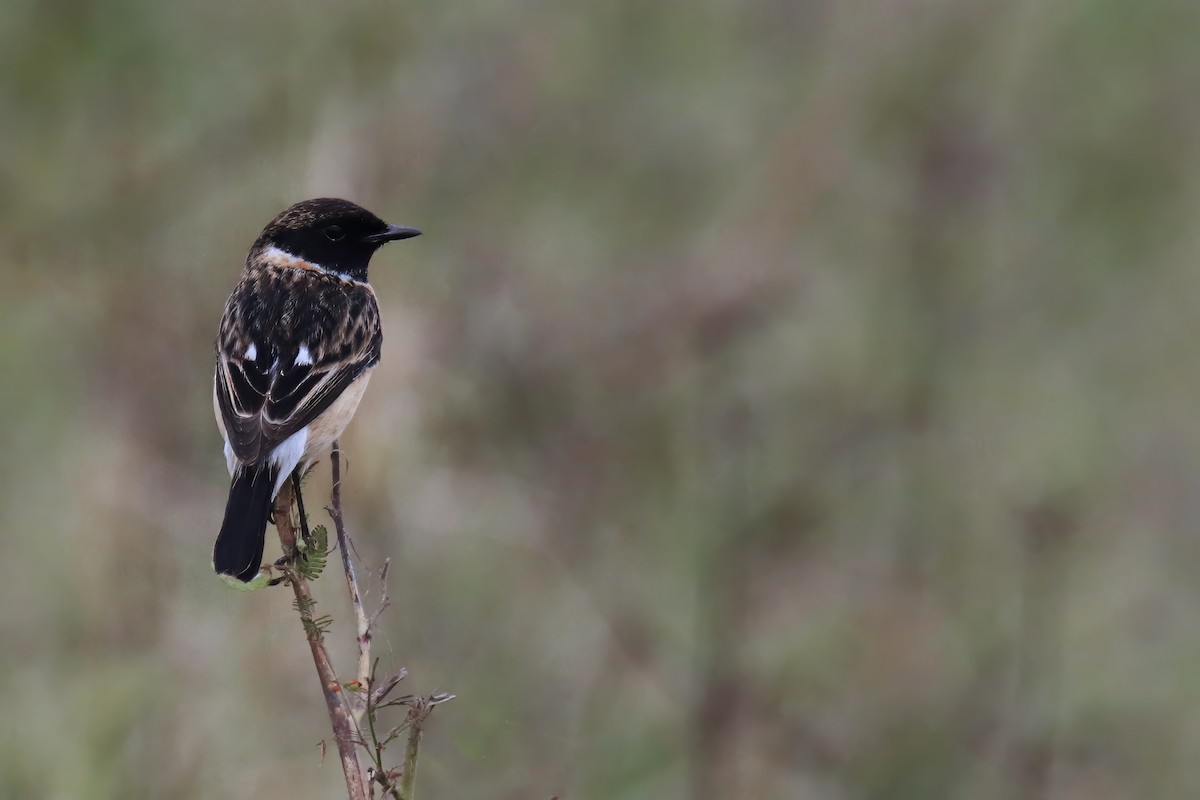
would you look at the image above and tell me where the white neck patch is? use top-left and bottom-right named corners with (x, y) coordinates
top-left (260, 246), bottom-right (363, 284)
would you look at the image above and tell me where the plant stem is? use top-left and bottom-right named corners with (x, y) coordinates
top-left (274, 479), bottom-right (368, 800)
top-left (330, 442), bottom-right (374, 723)
top-left (399, 711), bottom-right (424, 800)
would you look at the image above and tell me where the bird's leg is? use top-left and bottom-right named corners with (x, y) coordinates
top-left (292, 471), bottom-right (313, 555)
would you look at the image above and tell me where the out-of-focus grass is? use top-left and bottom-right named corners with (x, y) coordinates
top-left (4, 0), bottom-right (1200, 798)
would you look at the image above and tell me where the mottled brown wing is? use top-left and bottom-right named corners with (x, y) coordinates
top-left (215, 348), bottom-right (373, 465)
top-left (216, 262), bottom-right (381, 462)
top-left (215, 265), bottom-right (382, 466)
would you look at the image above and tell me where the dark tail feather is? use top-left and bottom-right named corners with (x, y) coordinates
top-left (214, 464), bottom-right (278, 582)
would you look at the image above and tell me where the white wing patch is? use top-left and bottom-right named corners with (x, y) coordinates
top-left (245, 343), bottom-right (257, 361)
top-left (295, 345), bottom-right (313, 366)
top-left (268, 427), bottom-right (309, 498)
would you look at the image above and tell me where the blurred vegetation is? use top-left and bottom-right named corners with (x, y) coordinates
top-left (3, 0), bottom-right (1200, 797)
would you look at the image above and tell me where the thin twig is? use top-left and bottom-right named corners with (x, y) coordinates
top-left (399, 708), bottom-right (424, 800)
top-left (282, 441), bottom-right (449, 799)
top-left (369, 559), bottom-right (394, 633)
top-left (401, 694), bottom-right (456, 800)
top-left (274, 480), bottom-right (368, 800)
top-left (330, 442), bottom-right (374, 722)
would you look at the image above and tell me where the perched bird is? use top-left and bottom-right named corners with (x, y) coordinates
top-left (212, 198), bottom-right (420, 582)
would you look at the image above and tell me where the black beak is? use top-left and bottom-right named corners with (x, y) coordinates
top-left (363, 224), bottom-right (422, 244)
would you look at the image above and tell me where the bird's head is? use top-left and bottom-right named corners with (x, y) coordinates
top-left (251, 198), bottom-right (421, 282)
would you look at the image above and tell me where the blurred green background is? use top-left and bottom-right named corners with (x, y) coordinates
top-left (2, 0), bottom-right (1199, 797)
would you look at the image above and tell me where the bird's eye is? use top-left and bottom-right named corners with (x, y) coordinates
top-left (324, 225), bottom-right (345, 242)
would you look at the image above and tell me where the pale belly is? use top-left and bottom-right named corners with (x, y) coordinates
top-left (300, 370), bottom-right (372, 461)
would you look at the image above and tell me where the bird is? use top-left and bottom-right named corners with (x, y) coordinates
top-left (212, 198), bottom-right (421, 582)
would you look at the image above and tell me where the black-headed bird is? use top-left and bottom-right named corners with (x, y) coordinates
top-left (212, 198), bottom-right (420, 582)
